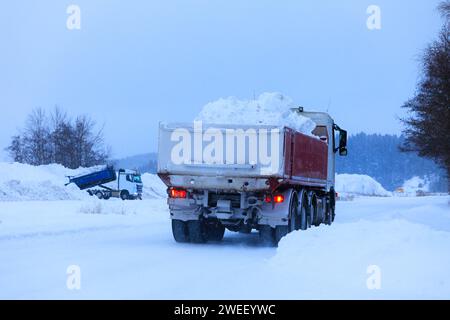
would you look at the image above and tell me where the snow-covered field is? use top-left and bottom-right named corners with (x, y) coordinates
top-left (1, 195), bottom-right (449, 299)
top-left (0, 163), bottom-right (448, 299)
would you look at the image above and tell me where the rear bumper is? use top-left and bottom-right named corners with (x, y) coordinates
top-left (161, 174), bottom-right (274, 192)
top-left (167, 189), bottom-right (293, 227)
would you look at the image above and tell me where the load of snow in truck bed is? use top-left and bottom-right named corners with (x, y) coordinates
top-left (195, 92), bottom-right (317, 135)
top-left (0, 162), bottom-right (166, 201)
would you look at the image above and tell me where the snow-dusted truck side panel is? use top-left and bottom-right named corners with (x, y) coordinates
top-left (157, 110), bottom-right (347, 245)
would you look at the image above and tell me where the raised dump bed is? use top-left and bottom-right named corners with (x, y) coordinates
top-left (66, 166), bottom-right (117, 190)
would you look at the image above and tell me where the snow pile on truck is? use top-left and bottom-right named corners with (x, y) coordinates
top-left (335, 173), bottom-right (391, 197)
top-left (0, 162), bottom-right (166, 201)
top-left (195, 92), bottom-right (317, 135)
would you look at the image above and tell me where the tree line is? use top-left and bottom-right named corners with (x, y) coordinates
top-left (336, 133), bottom-right (447, 192)
top-left (400, 1), bottom-right (450, 192)
top-left (6, 107), bottom-right (109, 169)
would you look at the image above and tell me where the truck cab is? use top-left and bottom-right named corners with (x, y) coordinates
top-left (291, 108), bottom-right (348, 192)
top-left (114, 169), bottom-right (144, 200)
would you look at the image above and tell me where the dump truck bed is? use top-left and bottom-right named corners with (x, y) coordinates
top-left (67, 167), bottom-right (117, 190)
top-left (157, 122), bottom-right (328, 191)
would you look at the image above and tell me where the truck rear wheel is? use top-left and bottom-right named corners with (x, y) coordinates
top-left (171, 219), bottom-right (189, 243)
top-left (325, 203), bottom-right (335, 225)
top-left (288, 193), bottom-right (299, 232)
top-left (311, 195), bottom-right (321, 226)
top-left (274, 226), bottom-right (288, 244)
top-left (187, 220), bottom-right (207, 243)
top-left (300, 194), bottom-right (309, 230)
top-left (95, 191), bottom-right (103, 199)
top-left (259, 225), bottom-right (275, 246)
top-left (206, 222), bottom-right (225, 241)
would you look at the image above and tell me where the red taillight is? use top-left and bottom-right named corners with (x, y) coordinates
top-left (274, 195), bottom-right (284, 203)
top-left (169, 188), bottom-right (187, 199)
top-left (265, 194), bottom-right (284, 203)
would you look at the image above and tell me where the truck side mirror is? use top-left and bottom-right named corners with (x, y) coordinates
top-left (339, 147), bottom-right (348, 156)
top-left (338, 129), bottom-right (347, 156)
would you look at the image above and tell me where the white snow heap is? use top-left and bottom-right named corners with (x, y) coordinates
top-left (141, 173), bottom-right (167, 199)
top-left (0, 162), bottom-right (166, 201)
top-left (195, 92), bottom-right (317, 135)
top-left (335, 173), bottom-right (391, 197)
top-left (402, 176), bottom-right (430, 195)
top-left (0, 162), bottom-right (92, 201)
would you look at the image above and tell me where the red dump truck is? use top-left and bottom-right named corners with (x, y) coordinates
top-left (157, 108), bottom-right (347, 245)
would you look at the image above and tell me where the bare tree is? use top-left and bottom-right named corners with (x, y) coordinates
top-left (22, 107), bottom-right (52, 165)
top-left (73, 115), bottom-right (109, 168)
top-left (7, 135), bottom-right (24, 163)
top-left (6, 107), bottom-right (110, 169)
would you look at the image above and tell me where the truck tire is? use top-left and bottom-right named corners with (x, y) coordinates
top-left (274, 225), bottom-right (289, 245)
top-left (288, 193), bottom-right (299, 232)
top-left (206, 222), bottom-right (225, 241)
top-left (310, 195), bottom-right (321, 226)
top-left (172, 219), bottom-right (189, 243)
top-left (120, 190), bottom-right (129, 201)
top-left (103, 192), bottom-right (111, 200)
top-left (325, 203), bottom-right (335, 225)
top-left (187, 220), bottom-right (207, 243)
top-left (225, 225), bottom-right (240, 232)
top-left (95, 191), bottom-right (103, 199)
top-left (259, 225), bottom-right (275, 246)
top-left (324, 190), bottom-right (336, 225)
top-left (300, 194), bottom-right (309, 230)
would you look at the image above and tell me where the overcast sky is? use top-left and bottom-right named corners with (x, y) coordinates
top-left (0, 0), bottom-right (443, 160)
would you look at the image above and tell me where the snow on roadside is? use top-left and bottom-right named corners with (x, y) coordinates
top-left (195, 92), bottom-right (317, 135)
top-left (0, 162), bottom-right (92, 201)
top-left (401, 176), bottom-right (430, 195)
top-left (141, 173), bottom-right (167, 199)
top-left (267, 196), bottom-right (450, 299)
top-left (78, 199), bottom-right (136, 215)
top-left (0, 162), bottom-right (166, 201)
top-left (335, 173), bottom-right (391, 197)
top-left (270, 219), bottom-right (450, 299)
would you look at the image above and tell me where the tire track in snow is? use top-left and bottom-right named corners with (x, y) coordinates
top-left (0, 224), bottom-right (138, 242)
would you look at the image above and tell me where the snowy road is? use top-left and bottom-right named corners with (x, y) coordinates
top-left (0, 196), bottom-right (449, 299)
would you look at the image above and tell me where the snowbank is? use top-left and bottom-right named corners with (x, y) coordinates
top-left (195, 92), bottom-right (317, 135)
top-left (400, 176), bottom-right (430, 195)
top-left (0, 162), bottom-right (166, 201)
top-left (0, 162), bottom-right (93, 201)
top-left (271, 207), bottom-right (450, 299)
top-left (141, 173), bottom-right (167, 199)
top-left (335, 173), bottom-right (391, 197)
